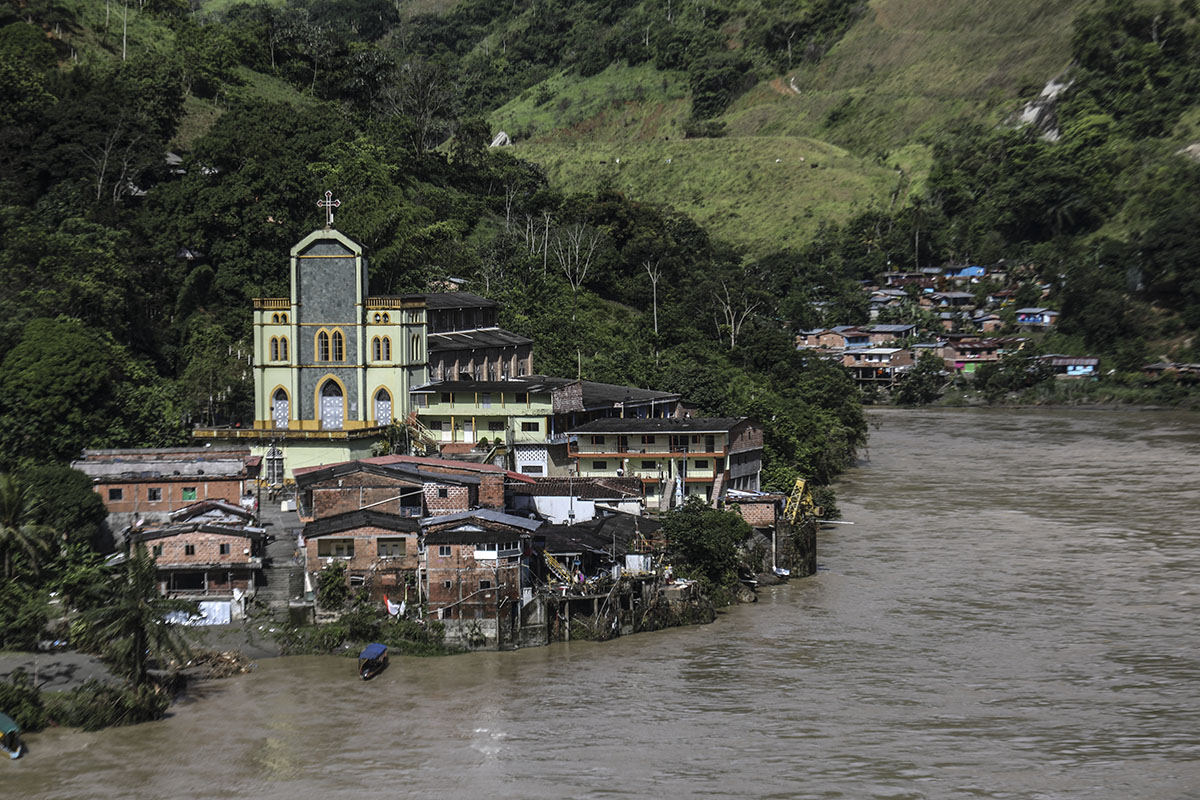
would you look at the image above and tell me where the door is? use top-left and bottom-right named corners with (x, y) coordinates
top-left (272, 389), bottom-right (289, 429)
top-left (375, 388), bottom-right (392, 425)
top-left (321, 381), bottom-right (344, 429)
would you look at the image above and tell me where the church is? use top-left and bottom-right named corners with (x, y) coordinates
top-left (192, 196), bottom-right (533, 482)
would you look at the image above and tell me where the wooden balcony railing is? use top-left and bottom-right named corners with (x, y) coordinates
top-left (253, 298), bottom-right (290, 310)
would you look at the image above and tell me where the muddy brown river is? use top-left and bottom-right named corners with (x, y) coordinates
top-left (9, 408), bottom-right (1200, 799)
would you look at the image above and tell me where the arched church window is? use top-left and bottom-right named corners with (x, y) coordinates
top-left (320, 380), bottom-right (344, 429)
top-left (411, 334), bottom-right (421, 360)
top-left (317, 331), bottom-right (330, 361)
top-left (332, 330), bottom-right (345, 361)
top-left (280, 337), bottom-right (289, 361)
top-left (373, 313), bottom-right (381, 323)
top-left (272, 314), bottom-right (279, 324)
top-left (382, 313), bottom-right (390, 323)
top-left (272, 388), bottom-right (289, 429)
top-left (270, 337), bottom-right (280, 361)
top-left (382, 337), bottom-right (391, 361)
top-left (374, 388), bottom-right (392, 424)
top-left (280, 313), bottom-right (288, 323)
top-left (372, 337), bottom-right (381, 361)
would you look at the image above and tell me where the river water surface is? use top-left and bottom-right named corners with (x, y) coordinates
top-left (10, 408), bottom-right (1200, 799)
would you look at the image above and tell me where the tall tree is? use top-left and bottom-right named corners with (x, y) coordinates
top-left (0, 474), bottom-right (54, 581)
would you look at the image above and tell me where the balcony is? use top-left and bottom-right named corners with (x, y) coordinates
top-left (253, 298), bottom-right (290, 310)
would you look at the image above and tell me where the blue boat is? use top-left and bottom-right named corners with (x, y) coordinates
top-left (358, 643), bottom-right (388, 681)
top-left (0, 713), bottom-right (23, 759)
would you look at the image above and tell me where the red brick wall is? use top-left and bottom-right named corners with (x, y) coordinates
top-left (728, 420), bottom-right (764, 454)
top-left (424, 543), bottom-right (520, 619)
top-left (417, 465), bottom-right (504, 510)
top-left (148, 530), bottom-right (257, 566)
top-left (305, 526), bottom-right (419, 575)
top-left (310, 477), bottom-right (424, 519)
top-left (731, 499), bottom-right (778, 528)
top-left (96, 478), bottom-right (244, 516)
top-left (423, 483), bottom-right (472, 515)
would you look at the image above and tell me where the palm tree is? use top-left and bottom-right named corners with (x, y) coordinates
top-left (79, 544), bottom-right (195, 686)
top-left (0, 473), bottom-right (54, 581)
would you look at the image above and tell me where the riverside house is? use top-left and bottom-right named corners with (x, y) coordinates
top-left (566, 417), bottom-right (763, 510)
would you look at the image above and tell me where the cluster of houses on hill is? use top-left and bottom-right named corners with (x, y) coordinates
top-left (67, 214), bottom-right (797, 650)
top-left (800, 264), bottom-right (1100, 388)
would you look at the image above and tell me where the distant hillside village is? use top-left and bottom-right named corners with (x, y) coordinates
top-left (70, 218), bottom-right (816, 650)
top-left (800, 265), bottom-right (1101, 390)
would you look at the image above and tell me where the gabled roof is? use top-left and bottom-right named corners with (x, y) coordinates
top-left (293, 455), bottom-right (533, 483)
top-left (293, 459), bottom-right (480, 488)
top-left (418, 292), bottom-right (498, 309)
top-left (421, 508), bottom-right (543, 532)
top-left (427, 328), bottom-right (533, 351)
top-left (169, 499), bottom-right (254, 523)
top-left (567, 417), bottom-right (748, 434)
top-left (867, 324), bottom-right (917, 333)
top-left (535, 513), bottom-right (661, 556)
top-left (132, 522), bottom-right (262, 543)
top-left (303, 509), bottom-right (419, 538)
top-left (511, 477), bottom-right (644, 499)
top-left (1016, 307), bottom-right (1055, 314)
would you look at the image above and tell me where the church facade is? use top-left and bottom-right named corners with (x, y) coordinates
top-left (194, 216), bottom-right (535, 483)
top-left (253, 228), bottom-right (427, 434)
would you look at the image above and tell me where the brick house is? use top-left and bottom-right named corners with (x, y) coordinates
top-left (421, 510), bottom-right (543, 648)
top-left (293, 460), bottom-right (479, 522)
top-left (129, 503), bottom-right (265, 621)
top-left (302, 510), bottom-right (420, 600)
top-left (71, 447), bottom-right (261, 532)
top-left (725, 491), bottom-right (785, 529)
top-left (509, 476), bottom-right (645, 523)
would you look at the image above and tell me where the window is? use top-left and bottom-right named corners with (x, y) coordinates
top-left (428, 420), bottom-right (444, 431)
top-left (372, 337), bottom-right (381, 361)
top-left (373, 313), bottom-right (381, 323)
top-left (219, 543), bottom-right (230, 555)
top-left (317, 331), bottom-right (330, 361)
top-left (514, 392), bottom-right (528, 404)
top-left (152, 544), bottom-right (163, 557)
top-left (280, 313), bottom-right (287, 323)
top-left (332, 330), bottom-right (345, 361)
top-left (184, 544), bottom-right (196, 555)
top-left (378, 539), bottom-right (407, 557)
top-left (641, 460), bottom-right (657, 469)
top-left (481, 392), bottom-right (492, 408)
top-left (642, 435), bottom-right (656, 444)
top-left (592, 460), bottom-right (608, 470)
top-left (272, 313), bottom-right (279, 323)
top-left (462, 420), bottom-right (473, 434)
top-left (591, 436), bottom-right (605, 445)
top-left (182, 487), bottom-right (197, 501)
top-left (280, 337), bottom-right (288, 360)
top-left (521, 465), bottom-right (544, 475)
top-left (108, 488), bottom-right (123, 501)
top-left (488, 421), bottom-right (505, 431)
top-left (517, 362), bottom-right (527, 376)
top-left (442, 580), bottom-right (452, 589)
top-left (521, 421), bottom-right (539, 432)
top-left (382, 337), bottom-right (391, 361)
top-left (480, 580), bottom-right (492, 590)
top-left (694, 460), bottom-right (709, 469)
top-left (271, 337), bottom-right (280, 361)
top-left (441, 392), bottom-right (453, 404)
top-left (382, 313), bottom-right (390, 323)
top-left (411, 334), bottom-right (420, 360)
top-left (317, 539), bottom-right (355, 558)
top-left (438, 545), bottom-right (452, 557)
top-left (437, 488), bottom-right (448, 498)
top-left (148, 488), bottom-right (162, 501)
top-left (411, 393), bottom-right (427, 408)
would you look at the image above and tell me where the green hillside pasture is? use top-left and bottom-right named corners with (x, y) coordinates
top-left (514, 137), bottom-right (901, 254)
top-left (721, 0), bottom-right (1091, 152)
top-left (490, 63), bottom-right (691, 144)
top-left (52, 0), bottom-right (177, 66)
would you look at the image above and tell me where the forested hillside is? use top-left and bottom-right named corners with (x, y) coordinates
top-left (2, 0), bottom-right (1199, 491)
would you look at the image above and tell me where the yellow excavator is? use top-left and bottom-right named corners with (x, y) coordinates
top-left (784, 478), bottom-right (822, 524)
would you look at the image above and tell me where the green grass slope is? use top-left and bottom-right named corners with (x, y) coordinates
top-left (706, 0), bottom-right (1092, 153)
top-left (512, 136), bottom-right (902, 254)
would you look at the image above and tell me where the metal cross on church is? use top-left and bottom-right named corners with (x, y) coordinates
top-left (317, 190), bottom-right (341, 227)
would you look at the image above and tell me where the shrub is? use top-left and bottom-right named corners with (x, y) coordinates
top-left (0, 669), bottom-right (47, 731)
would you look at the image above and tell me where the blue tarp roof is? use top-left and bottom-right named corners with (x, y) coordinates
top-left (359, 643), bottom-right (387, 660)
